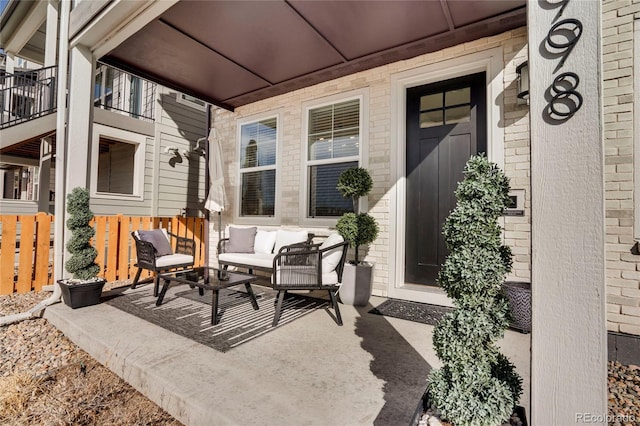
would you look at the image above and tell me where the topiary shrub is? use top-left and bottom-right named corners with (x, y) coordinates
top-left (429, 155), bottom-right (522, 426)
top-left (64, 187), bottom-right (100, 280)
top-left (335, 167), bottom-right (379, 264)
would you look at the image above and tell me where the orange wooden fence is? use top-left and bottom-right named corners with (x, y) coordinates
top-left (0, 214), bottom-right (206, 295)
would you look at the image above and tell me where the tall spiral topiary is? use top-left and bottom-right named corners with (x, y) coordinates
top-left (65, 187), bottom-right (100, 280)
top-left (429, 155), bottom-right (522, 426)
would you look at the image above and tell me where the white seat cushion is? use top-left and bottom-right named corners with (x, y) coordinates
top-left (322, 271), bottom-right (339, 286)
top-left (254, 230), bottom-right (277, 254)
top-left (218, 253), bottom-right (275, 269)
top-left (320, 233), bottom-right (344, 274)
top-left (274, 229), bottom-right (308, 253)
top-left (156, 253), bottom-right (193, 268)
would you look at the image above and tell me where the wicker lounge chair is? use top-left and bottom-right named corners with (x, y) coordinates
top-left (131, 229), bottom-right (195, 297)
top-left (271, 234), bottom-right (348, 326)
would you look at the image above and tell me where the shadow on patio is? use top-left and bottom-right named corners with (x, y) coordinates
top-left (43, 280), bottom-right (436, 426)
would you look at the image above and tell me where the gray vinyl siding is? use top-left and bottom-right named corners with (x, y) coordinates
top-left (155, 88), bottom-right (207, 217)
top-left (89, 86), bottom-right (206, 217)
top-left (0, 200), bottom-right (39, 215)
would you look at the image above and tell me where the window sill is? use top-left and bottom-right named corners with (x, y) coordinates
top-left (92, 192), bottom-right (143, 202)
top-left (232, 216), bottom-right (280, 227)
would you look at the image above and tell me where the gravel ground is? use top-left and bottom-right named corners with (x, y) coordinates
top-left (1, 290), bottom-right (639, 425)
top-left (0, 288), bottom-right (181, 425)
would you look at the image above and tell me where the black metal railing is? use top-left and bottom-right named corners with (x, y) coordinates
top-left (0, 66), bottom-right (57, 129)
top-left (0, 63), bottom-right (156, 130)
top-left (94, 62), bottom-right (156, 122)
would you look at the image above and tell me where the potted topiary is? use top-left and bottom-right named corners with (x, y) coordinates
top-left (335, 167), bottom-right (379, 306)
top-left (424, 155), bottom-right (524, 425)
top-left (57, 187), bottom-right (106, 309)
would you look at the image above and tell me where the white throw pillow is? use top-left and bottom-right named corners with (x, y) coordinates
top-left (274, 229), bottom-right (308, 253)
top-left (320, 233), bottom-right (344, 273)
top-left (254, 230), bottom-right (277, 254)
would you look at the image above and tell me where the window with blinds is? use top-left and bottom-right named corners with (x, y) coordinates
top-left (306, 99), bottom-right (360, 218)
top-left (239, 117), bottom-right (277, 216)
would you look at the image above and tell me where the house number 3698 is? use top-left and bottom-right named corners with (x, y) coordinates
top-left (545, 1), bottom-right (583, 120)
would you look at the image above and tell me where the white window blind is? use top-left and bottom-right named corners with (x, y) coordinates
top-left (306, 99), bottom-right (360, 218)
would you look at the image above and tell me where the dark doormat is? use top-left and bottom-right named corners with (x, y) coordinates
top-left (106, 284), bottom-right (328, 352)
top-left (369, 299), bottom-right (453, 326)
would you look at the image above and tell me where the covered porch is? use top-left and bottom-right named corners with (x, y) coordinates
top-left (9, 0), bottom-right (604, 423)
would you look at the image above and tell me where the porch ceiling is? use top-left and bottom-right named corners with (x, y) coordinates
top-left (100, 0), bottom-right (526, 111)
top-left (0, 132), bottom-right (55, 160)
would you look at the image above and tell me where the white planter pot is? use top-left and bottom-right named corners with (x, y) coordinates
top-left (339, 263), bottom-right (373, 306)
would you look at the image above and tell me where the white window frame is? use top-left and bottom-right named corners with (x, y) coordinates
top-left (299, 88), bottom-right (369, 228)
top-left (176, 93), bottom-right (207, 111)
top-left (234, 110), bottom-right (282, 226)
top-left (90, 123), bottom-right (146, 201)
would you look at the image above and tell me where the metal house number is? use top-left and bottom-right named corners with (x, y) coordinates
top-left (544, 0), bottom-right (583, 121)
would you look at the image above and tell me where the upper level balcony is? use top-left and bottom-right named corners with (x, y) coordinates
top-left (0, 62), bottom-right (156, 132)
top-left (93, 62), bottom-right (156, 123)
top-left (0, 65), bottom-right (57, 129)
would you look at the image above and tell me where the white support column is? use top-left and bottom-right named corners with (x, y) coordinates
top-left (4, 52), bottom-right (15, 117)
top-left (5, 52), bottom-right (15, 74)
top-left (528, 1), bottom-right (606, 425)
top-left (44, 0), bottom-right (59, 67)
top-left (65, 44), bottom-right (94, 191)
top-left (54, 0), bottom-right (70, 281)
top-left (38, 138), bottom-right (53, 213)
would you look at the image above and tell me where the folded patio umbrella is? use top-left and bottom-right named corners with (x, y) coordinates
top-left (204, 128), bottom-right (227, 261)
top-left (205, 127), bottom-right (226, 213)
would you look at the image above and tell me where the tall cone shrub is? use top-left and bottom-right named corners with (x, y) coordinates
top-left (429, 155), bottom-right (522, 426)
top-left (65, 188), bottom-right (100, 280)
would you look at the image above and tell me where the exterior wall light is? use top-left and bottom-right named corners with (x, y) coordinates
top-left (516, 61), bottom-right (529, 104)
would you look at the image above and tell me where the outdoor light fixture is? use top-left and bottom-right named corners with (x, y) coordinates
top-left (516, 61), bottom-right (529, 103)
top-left (163, 146), bottom-right (179, 155)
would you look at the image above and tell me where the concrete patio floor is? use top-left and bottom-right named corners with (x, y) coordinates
top-left (44, 286), bottom-right (531, 426)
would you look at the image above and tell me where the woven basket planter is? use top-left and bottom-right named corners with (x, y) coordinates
top-left (503, 281), bottom-right (531, 333)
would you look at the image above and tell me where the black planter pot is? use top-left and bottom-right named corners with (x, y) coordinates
top-left (58, 279), bottom-right (106, 309)
top-left (409, 387), bottom-right (528, 426)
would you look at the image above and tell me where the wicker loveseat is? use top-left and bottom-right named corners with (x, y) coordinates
top-left (217, 228), bottom-right (314, 275)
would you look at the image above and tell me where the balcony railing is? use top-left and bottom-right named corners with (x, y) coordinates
top-left (0, 63), bottom-right (156, 130)
top-left (0, 66), bottom-right (57, 129)
top-left (94, 62), bottom-right (156, 122)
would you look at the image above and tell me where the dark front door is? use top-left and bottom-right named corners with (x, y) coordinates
top-left (405, 72), bottom-right (486, 286)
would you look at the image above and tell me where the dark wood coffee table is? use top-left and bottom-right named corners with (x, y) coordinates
top-left (157, 267), bottom-right (259, 325)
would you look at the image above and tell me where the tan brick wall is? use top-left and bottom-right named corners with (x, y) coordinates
top-left (603, 0), bottom-right (640, 336)
top-left (209, 28), bottom-right (531, 298)
top-left (502, 30), bottom-right (531, 282)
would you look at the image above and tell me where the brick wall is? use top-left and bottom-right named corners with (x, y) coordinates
top-left (603, 0), bottom-right (640, 336)
top-left (502, 31), bottom-right (531, 283)
top-left (209, 28), bottom-right (530, 298)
